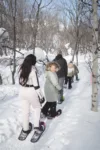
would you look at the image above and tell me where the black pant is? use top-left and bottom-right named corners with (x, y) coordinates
top-left (41, 102), bottom-right (57, 117)
top-left (76, 73), bottom-right (79, 80)
top-left (72, 76), bottom-right (74, 83)
top-left (67, 77), bottom-right (72, 89)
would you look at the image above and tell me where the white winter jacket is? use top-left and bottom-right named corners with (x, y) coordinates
top-left (19, 66), bottom-right (43, 108)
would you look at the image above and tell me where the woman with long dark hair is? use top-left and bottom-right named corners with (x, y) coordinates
top-left (18, 54), bottom-right (44, 142)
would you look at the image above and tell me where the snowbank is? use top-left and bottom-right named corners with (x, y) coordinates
top-left (0, 62), bottom-right (100, 150)
top-left (16, 47), bottom-right (47, 61)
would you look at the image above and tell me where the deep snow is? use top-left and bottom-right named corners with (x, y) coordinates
top-left (0, 55), bottom-right (100, 150)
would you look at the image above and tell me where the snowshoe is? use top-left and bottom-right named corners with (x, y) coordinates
top-left (47, 115), bottom-right (54, 119)
top-left (18, 122), bottom-right (32, 141)
top-left (47, 109), bottom-right (62, 119)
top-left (31, 122), bottom-right (46, 143)
top-left (56, 109), bottom-right (62, 116)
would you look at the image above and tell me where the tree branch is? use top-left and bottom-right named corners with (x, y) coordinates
top-left (2, 45), bottom-right (24, 56)
top-left (81, 0), bottom-right (100, 7)
top-left (40, 0), bottom-right (53, 9)
top-left (80, 0), bottom-right (92, 6)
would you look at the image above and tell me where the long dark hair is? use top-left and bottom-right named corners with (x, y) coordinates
top-left (19, 54), bottom-right (36, 86)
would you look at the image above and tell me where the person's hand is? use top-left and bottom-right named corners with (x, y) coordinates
top-left (58, 89), bottom-right (62, 94)
top-left (36, 88), bottom-right (45, 104)
top-left (38, 97), bottom-right (45, 104)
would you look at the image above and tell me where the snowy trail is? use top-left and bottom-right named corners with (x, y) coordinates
top-left (0, 63), bottom-right (100, 150)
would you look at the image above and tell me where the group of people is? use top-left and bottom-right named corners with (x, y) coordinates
top-left (18, 51), bottom-right (79, 141)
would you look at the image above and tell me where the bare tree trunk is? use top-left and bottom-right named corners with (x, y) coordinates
top-left (32, 14), bottom-right (39, 54)
top-left (72, 0), bottom-right (80, 63)
top-left (72, 34), bottom-right (79, 63)
top-left (76, 52), bottom-right (78, 66)
top-left (3, 42), bottom-right (7, 56)
top-left (76, 43), bottom-right (79, 66)
top-left (0, 74), bottom-right (2, 85)
top-left (32, 0), bottom-right (52, 54)
top-left (91, 0), bottom-right (98, 111)
top-left (0, 46), bottom-right (3, 56)
top-left (12, 0), bottom-right (17, 85)
top-left (72, 41), bottom-right (77, 62)
top-left (0, 14), bottom-right (3, 27)
top-left (32, 2), bottom-right (41, 54)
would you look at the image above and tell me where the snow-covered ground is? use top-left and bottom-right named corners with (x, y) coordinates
top-left (0, 55), bottom-right (100, 150)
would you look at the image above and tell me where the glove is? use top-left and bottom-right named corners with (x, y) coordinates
top-left (38, 97), bottom-right (45, 104)
top-left (58, 89), bottom-right (63, 94)
top-left (36, 88), bottom-right (45, 104)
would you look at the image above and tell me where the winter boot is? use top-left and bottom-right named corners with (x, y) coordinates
top-left (18, 122), bottom-right (32, 141)
top-left (31, 122), bottom-right (46, 143)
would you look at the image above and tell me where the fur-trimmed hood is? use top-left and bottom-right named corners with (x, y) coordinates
top-left (46, 62), bottom-right (60, 71)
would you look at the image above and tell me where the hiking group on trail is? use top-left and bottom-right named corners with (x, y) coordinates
top-left (18, 51), bottom-right (79, 143)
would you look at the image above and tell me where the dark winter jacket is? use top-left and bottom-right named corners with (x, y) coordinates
top-left (54, 54), bottom-right (68, 83)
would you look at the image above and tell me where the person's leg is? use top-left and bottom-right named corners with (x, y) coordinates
top-left (67, 77), bottom-right (69, 88)
top-left (58, 77), bottom-right (65, 102)
top-left (21, 100), bottom-right (30, 131)
top-left (30, 108), bottom-right (45, 143)
top-left (72, 76), bottom-right (74, 83)
top-left (68, 77), bottom-right (72, 89)
top-left (18, 100), bottom-right (32, 141)
top-left (50, 102), bottom-right (57, 117)
top-left (29, 92), bottom-right (41, 129)
top-left (41, 102), bottom-right (50, 116)
top-left (76, 73), bottom-right (79, 81)
top-left (33, 108), bottom-right (41, 128)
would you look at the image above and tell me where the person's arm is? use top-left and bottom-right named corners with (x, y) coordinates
top-left (31, 70), bottom-right (40, 89)
top-left (72, 68), bottom-right (75, 76)
top-left (64, 59), bottom-right (68, 84)
top-left (75, 65), bottom-right (79, 73)
top-left (31, 70), bottom-right (44, 103)
top-left (48, 72), bottom-right (61, 90)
